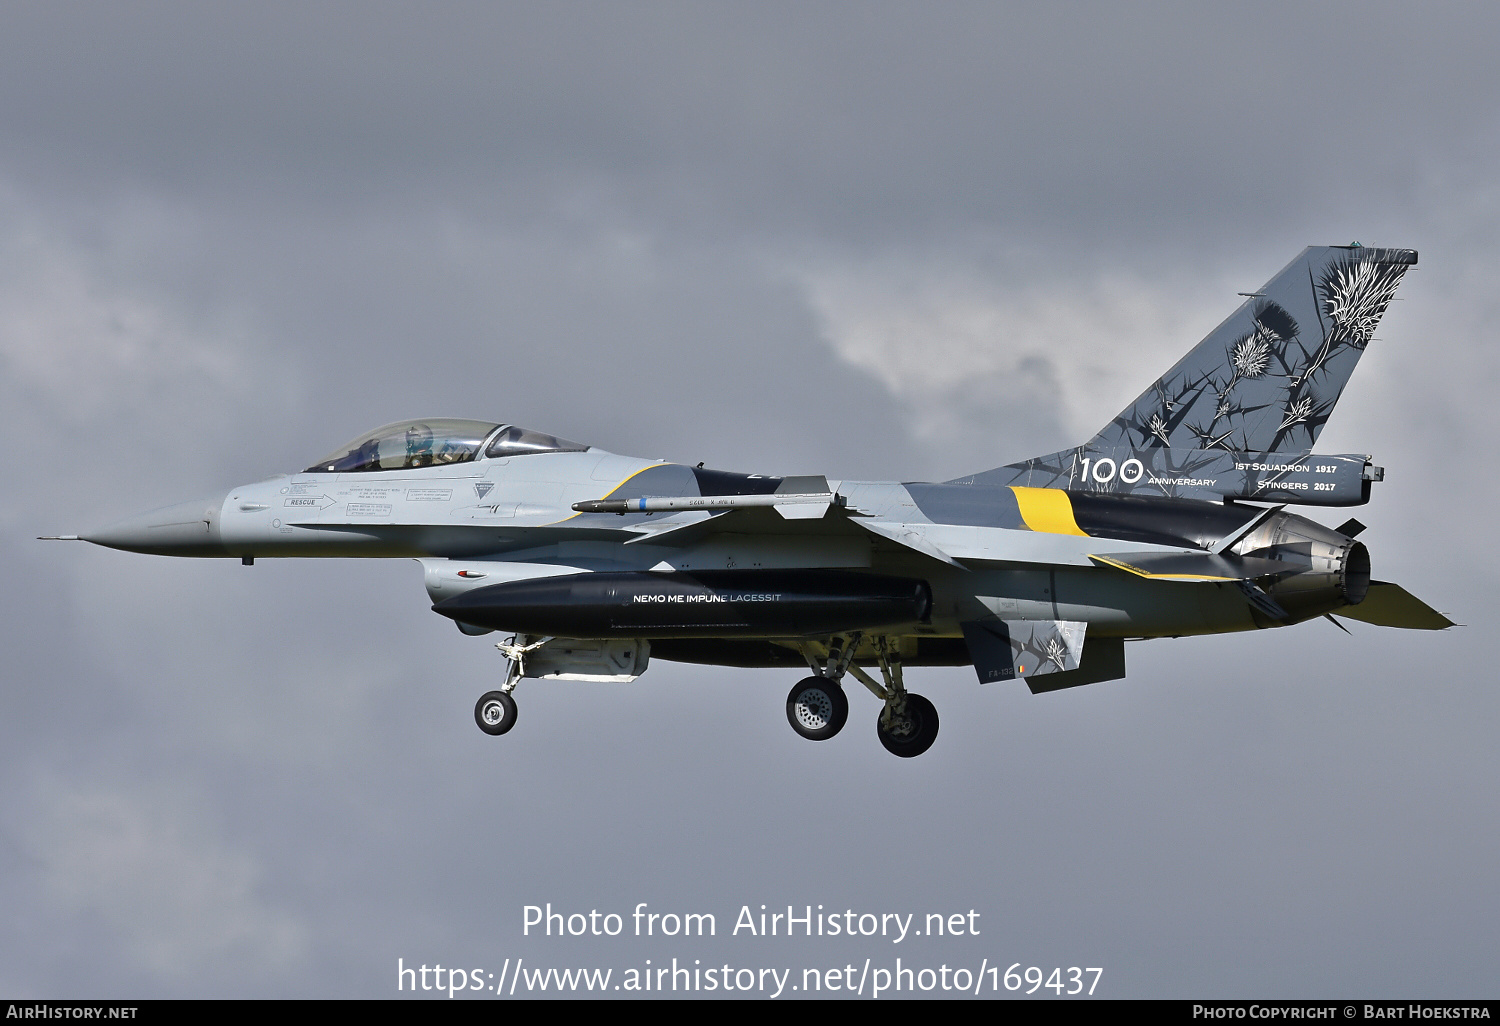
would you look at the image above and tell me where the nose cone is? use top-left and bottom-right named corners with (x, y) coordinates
top-left (82, 494), bottom-right (229, 556)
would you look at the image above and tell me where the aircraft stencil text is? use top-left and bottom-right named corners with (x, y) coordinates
top-left (632, 592), bottom-right (783, 604)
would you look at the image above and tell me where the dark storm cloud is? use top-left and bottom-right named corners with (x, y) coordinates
top-left (1, 2), bottom-right (1496, 999)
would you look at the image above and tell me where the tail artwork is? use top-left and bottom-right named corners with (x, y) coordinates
top-left (957, 245), bottom-right (1418, 507)
top-left (1093, 245), bottom-right (1415, 453)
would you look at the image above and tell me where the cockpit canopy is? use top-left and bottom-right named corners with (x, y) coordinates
top-left (305, 420), bottom-right (588, 473)
top-left (484, 424), bottom-right (589, 459)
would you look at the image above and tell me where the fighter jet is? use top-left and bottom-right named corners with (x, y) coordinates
top-left (57, 244), bottom-right (1452, 757)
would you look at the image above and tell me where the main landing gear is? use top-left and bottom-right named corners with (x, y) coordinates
top-left (790, 635), bottom-right (940, 758)
top-left (786, 676), bottom-right (849, 741)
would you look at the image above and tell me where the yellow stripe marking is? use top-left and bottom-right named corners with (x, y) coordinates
top-left (605, 463), bottom-right (666, 497)
top-left (551, 462), bottom-right (670, 525)
top-left (1009, 486), bottom-right (1089, 536)
top-left (1087, 554), bottom-right (1236, 582)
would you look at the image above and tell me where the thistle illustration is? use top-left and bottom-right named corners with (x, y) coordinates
top-left (1042, 634), bottom-right (1070, 671)
top-left (1322, 258), bottom-right (1406, 348)
top-left (1278, 394), bottom-right (1313, 432)
top-left (1230, 333), bottom-right (1272, 378)
top-left (1146, 412), bottom-right (1171, 445)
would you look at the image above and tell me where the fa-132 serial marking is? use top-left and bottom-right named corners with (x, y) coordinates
top-left (59, 244), bottom-right (1452, 757)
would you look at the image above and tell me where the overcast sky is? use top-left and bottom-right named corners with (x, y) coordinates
top-left (2, 2), bottom-right (1496, 999)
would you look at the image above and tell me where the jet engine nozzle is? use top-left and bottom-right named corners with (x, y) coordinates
top-left (1241, 511), bottom-right (1371, 621)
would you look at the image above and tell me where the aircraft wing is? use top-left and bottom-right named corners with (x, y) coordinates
top-left (607, 501), bottom-right (1106, 572)
top-left (624, 505), bottom-right (969, 569)
top-left (609, 502), bottom-right (1215, 574)
top-left (1331, 581), bottom-right (1456, 630)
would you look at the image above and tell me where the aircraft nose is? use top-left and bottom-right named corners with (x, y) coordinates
top-left (82, 494), bottom-right (229, 556)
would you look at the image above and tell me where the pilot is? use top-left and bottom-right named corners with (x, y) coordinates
top-left (404, 424), bottom-right (435, 468)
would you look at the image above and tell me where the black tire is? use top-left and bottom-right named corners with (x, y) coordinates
top-left (785, 676), bottom-right (849, 741)
top-left (475, 690), bottom-right (518, 736)
top-left (877, 692), bottom-right (939, 758)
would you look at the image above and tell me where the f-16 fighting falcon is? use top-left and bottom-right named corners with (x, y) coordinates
top-left (56, 244), bottom-right (1452, 757)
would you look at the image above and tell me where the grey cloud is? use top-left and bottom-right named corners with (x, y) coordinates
top-left (3, 4), bottom-right (1498, 243)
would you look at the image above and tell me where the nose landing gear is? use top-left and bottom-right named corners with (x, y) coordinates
top-left (475, 690), bottom-right (518, 735)
top-left (472, 634), bottom-right (550, 737)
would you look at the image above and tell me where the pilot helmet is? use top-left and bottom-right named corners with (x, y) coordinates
top-left (405, 423), bottom-right (434, 459)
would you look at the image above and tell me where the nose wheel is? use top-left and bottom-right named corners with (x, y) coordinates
top-left (475, 690), bottom-right (518, 735)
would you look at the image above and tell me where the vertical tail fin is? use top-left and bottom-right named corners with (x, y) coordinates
top-left (1089, 245), bottom-right (1416, 454)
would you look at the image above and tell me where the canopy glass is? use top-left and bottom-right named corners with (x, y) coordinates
top-left (306, 420), bottom-right (590, 472)
top-left (306, 420), bottom-right (500, 473)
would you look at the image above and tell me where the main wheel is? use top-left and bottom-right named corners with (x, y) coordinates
top-left (877, 692), bottom-right (939, 758)
top-left (786, 676), bottom-right (849, 741)
top-left (475, 690), bottom-right (518, 736)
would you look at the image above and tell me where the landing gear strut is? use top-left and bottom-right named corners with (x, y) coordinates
top-left (785, 633), bottom-right (861, 742)
top-left (472, 634), bottom-right (549, 738)
top-left (791, 635), bottom-right (940, 757)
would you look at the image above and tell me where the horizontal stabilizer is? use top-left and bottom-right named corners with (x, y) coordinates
top-left (1333, 581), bottom-right (1455, 630)
top-left (1088, 551), bottom-right (1295, 582)
top-left (961, 617), bottom-right (1087, 684)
